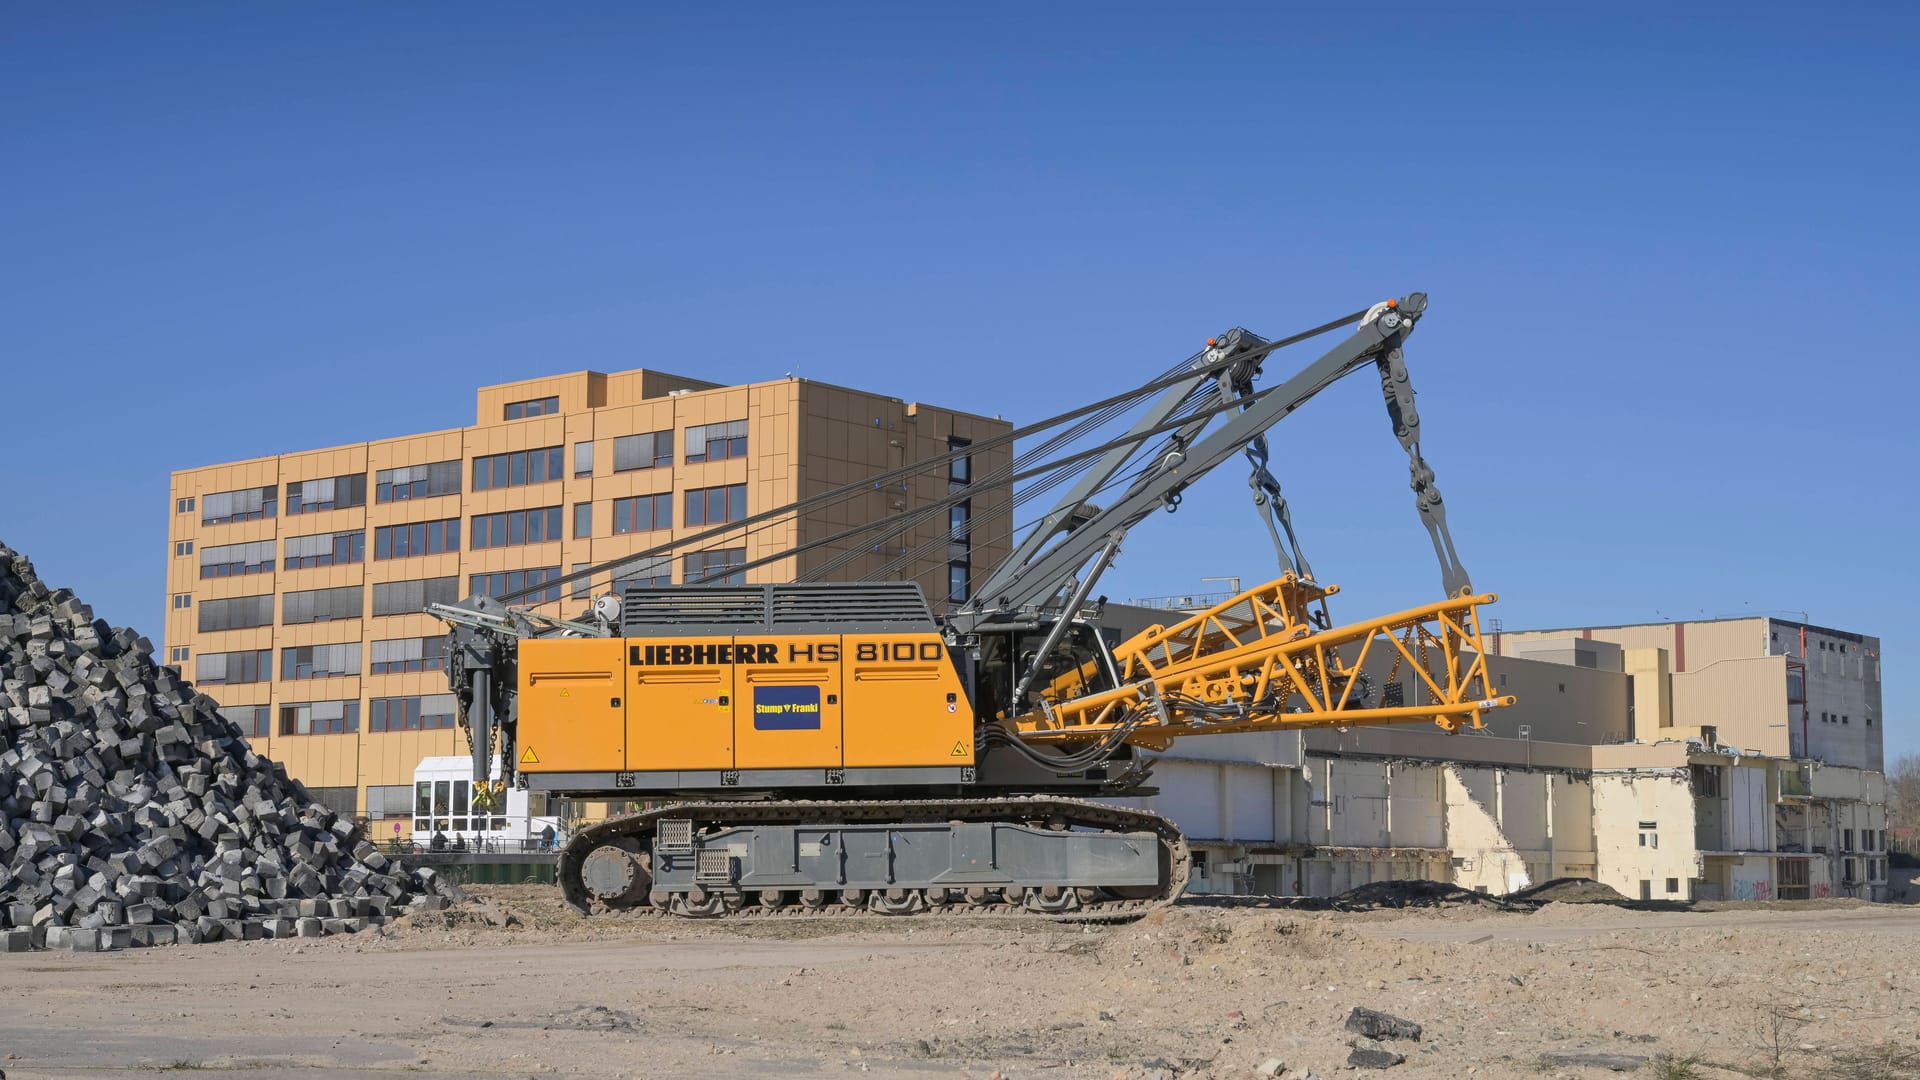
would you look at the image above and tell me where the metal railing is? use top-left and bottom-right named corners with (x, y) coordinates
top-left (380, 836), bottom-right (561, 856)
top-left (1124, 590), bottom-right (1241, 612)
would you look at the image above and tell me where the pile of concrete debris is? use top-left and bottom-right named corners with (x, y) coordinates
top-left (0, 541), bottom-right (449, 951)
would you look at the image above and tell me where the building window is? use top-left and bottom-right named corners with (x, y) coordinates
top-left (376, 460), bottom-right (462, 503)
top-left (175, 496), bottom-right (195, 514)
top-left (415, 778), bottom-right (507, 833)
top-left (611, 493), bottom-right (672, 534)
top-left (167, 646), bottom-right (189, 663)
top-left (1842, 714), bottom-right (1849, 725)
top-left (196, 594), bottom-right (273, 631)
top-left (683, 484), bottom-right (746, 527)
top-left (366, 785), bottom-right (414, 818)
top-left (278, 700), bottom-right (359, 736)
top-left (948, 436), bottom-right (973, 485)
top-left (574, 502), bottom-right (592, 539)
top-left (470, 506), bottom-right (564, 549)
top-left (1690, 764), bottom-right (1722, 798)
top-left (472, 446), bottom-right (564, 491)
top-left (612, 431), bottom-right (673, 472)
top-left (199, 539), bottom-right (276, 578)
top-left (375, 518), bottom-right (460, 559)
top-left (947, 494), bottom-right (973, 594)
top-left (685, 420), bottom-right (747, 464)
top-left (1844, 829), bottom-right (1854, 851)
top-left (370, 693), bottom-right (459, 732)
top-left (370, 636), bottom-right (447, 674)
top-left (612, 555), bottom-right (673, 593)
top-left (282, 642), bottom-right (361, 680)
top-left (202, 485), bottom-right (276, 524)
top-left (371, 576), bottom-right (459, 616)
top-left (284, 530), bottom-right (365, 569)
top-left (504, 395), bottom-right (559, 420)
top-left (195, 649), bottom-right (271, 685)
top-left (282, 585), bottom-right (364, 624)
top-left (286, 474), bottom-right (367, 514)
top-left (1666, 878), bottom-right (1679, 894)
top-left (220, 705), bottom-right (270, 739)
top-left (302, 786), bottom-right (356, 816)
top-left (172, 593), bottom-right (192, 610)
top-left (470, 567), bottom-right (562, 603)
top-left (574, 441), bottom-right (594, 477)
top-left (683, 548), bottom-right (745, 585)
top-left (174, 540), bottom-right (194, 557)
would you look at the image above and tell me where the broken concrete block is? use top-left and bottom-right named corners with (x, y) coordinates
top-left (1347, 1040), bottom-right (1406, 1069)
top-left (1346, 1008), bottom-right (1422, 1042)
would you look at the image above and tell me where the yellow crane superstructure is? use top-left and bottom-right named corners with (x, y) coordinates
top-left (433, 292), bottom-right (1512, 918)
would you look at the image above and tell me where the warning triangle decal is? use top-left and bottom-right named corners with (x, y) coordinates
top-left (520, 746), bottom-right (540, 764)
top-left (950, 741), bottom-right (968, 757)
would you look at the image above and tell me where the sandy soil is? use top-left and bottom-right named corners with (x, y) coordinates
top-left (1, 885), bottom-right (1917, 1080)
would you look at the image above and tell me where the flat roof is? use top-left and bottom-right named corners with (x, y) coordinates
top-left (1504, 615), bottom-right (1869, 643)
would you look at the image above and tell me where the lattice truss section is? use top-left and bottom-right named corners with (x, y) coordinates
top-left (1013, 575), bottom-right (1515, 751)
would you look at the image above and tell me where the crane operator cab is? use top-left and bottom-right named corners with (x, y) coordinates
top-left (972, 621), bottom-right (1119, 721)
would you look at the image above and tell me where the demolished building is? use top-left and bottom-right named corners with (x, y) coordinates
top-left (1113, 615), bottom-right (1890, 902)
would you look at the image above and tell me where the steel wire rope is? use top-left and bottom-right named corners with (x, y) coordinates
top-left (498, 305), bottom-right (1371, 604)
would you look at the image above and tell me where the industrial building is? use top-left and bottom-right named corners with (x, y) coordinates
top-left (164, 368), bottom-right (1011, 823)
top-left (1129, 613), bottom-right (1890, 902)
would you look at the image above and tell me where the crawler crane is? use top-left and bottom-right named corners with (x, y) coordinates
top-left (432, 292), bottom-right (1513, 918)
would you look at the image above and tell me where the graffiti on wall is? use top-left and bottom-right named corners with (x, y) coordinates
top-left (1731, 879), bottom-right (1773, 901)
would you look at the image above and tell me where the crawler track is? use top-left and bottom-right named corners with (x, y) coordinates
top-left (557, 796), bottom-right (1191, 922)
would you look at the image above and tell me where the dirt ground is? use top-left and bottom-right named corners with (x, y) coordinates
top-left (2, 884), bottom-right (1917, 1080)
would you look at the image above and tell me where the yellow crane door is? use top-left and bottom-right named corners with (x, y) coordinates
top-left (733, 635), bottom-right (843, 770)
top-left (625, 639), bottom-right (734, 771)
top-left (517, 638), bottom-right (626, 773)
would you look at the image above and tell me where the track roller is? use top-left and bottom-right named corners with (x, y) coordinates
top-left (580, 844), bottom-right (651, 907)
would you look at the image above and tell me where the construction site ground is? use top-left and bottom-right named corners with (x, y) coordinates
top-left (2, 883), bottom-right (1917, 1080)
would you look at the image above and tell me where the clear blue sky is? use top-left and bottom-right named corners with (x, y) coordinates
top-left (3, 5), bottom-right (1913, 760)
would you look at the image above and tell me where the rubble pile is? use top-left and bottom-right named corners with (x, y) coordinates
top-left (0, 541), bottom-right (448, 951)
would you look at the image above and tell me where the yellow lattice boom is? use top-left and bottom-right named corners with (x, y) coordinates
top-left (1011, 575), bottom-right (1515, 751)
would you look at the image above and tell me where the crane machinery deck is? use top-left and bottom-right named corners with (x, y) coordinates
top-left (431, 292), bottom-right (1514, 919)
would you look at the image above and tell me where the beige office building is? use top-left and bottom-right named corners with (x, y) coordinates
top-left (164, 368), bottom-right (1011, 825)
